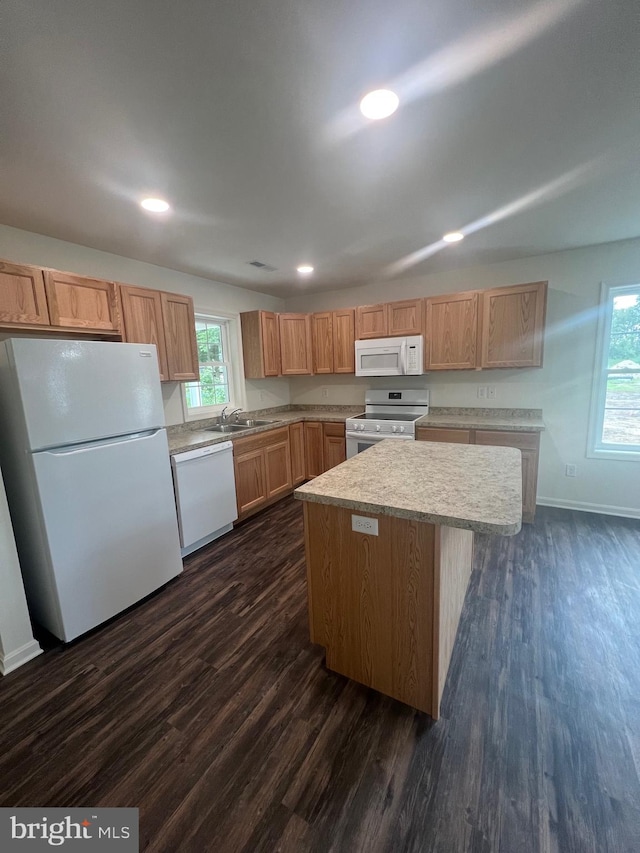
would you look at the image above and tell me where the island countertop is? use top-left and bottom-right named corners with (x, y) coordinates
top-left (294, 439), bottom-right (523, 535)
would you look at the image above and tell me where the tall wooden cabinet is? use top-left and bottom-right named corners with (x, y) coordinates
top-left (44, 270), bottom-right (121, 332)
top-left (425, 291), bottom-right (478, 370)
top-left (279, 313), bottom-right (313, 374)
top-left (479, 281), bottom-right (547, 368)
top-left (240, 311), bottom-right (281, 378)
top-left (0, 261), bottom-right (50, 327)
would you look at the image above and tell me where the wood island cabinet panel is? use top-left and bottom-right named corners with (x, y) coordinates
top-left (240, 311), bottom-right (281, 378)
top-left (425, 291), bottom-right (478, 370)
top-left (279, 313), bottom-right (313, 375)
top-left (289, 422), bottom-right (306, 485)
top-left (0, 261), bottom-right (50, 326)
top-left (304, 422), bottom-right (324, 478)
top-left (234, 448), bottom-right (267, 517)
top-left (44, 271), bottom-right (120, 331)
top-left (416, 427), bottom-right (472, 444)
top-left (475, 429), bottom-right (540, 523)
top-left (265, 439), bottom-right (293, 500)
top-left (312, 312), bottom-right (333, 374)
top-left (388, 299), bottom-right (423, 336)
top-left (120, 285), bottom-right (169, 380)
top-left (332, 309), bottom-right (355, 373)
top-left (160, 291), bottom-right (199, 381)
top-left (356, 304), bottom-right (388, 339)
top-left (479, 281), bottom-right (547, 368)
top-left (323, 422), bottom-right (346, 471)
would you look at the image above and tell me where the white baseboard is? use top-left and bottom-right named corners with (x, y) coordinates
top-left (537, 497), bottom-right (640, 520)
top-left (0, 639), bottom-right (42, 676)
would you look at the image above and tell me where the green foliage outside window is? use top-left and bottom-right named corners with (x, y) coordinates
top-left (185, 319), bottom-right (231, 409)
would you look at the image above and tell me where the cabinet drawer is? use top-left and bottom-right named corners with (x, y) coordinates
top-left (474, 430), bottom-right (539, 451)
top-left (416, 427), bottom-right (471, 444)
top-left (232, 426), bottom-right (290, 456)
top-left (322, 422), bottom-right (346, 438)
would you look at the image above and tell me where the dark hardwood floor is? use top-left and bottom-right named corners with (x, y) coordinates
top-left (1, 500), bottom-right (639, 852)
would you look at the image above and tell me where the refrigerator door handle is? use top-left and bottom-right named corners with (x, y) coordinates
top-left (39, 429), bottom-right (163, 455)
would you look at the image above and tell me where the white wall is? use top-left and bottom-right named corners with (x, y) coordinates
top-left (0, 466), bottom-right (41, 675)
top-left (0, 225), bottom-right (291, 423)
top-left (285, 238), bottom-right (640, 518)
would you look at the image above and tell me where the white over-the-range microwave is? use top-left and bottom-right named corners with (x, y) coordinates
top-left (355, 335), bottom-right (424, 377)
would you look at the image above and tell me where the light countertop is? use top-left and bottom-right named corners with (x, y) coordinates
top-left (417, 407), bottom-right (545, 432)
top-left (294, 439), bottom-right (523, 535)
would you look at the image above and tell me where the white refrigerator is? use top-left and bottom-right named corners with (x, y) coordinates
top-left (0, 338), bottom-right (183, 642)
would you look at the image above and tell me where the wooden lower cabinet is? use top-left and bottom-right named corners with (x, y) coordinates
top-left (289, 422), bottom-right (306, 485)
top-left (304, 423), bottom-right (324, 479)
top-left (323, 422), bottom-right (346, 470)
top-left (416, 427), bottom-right (540, 523)
top-left (233, 427), bottom-right (292, 521)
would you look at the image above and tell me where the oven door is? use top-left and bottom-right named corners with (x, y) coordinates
top-left (345, 431), bottom-right (414, 459)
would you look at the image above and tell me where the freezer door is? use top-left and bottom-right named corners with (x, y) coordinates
top-left (31, 428), bottom-right (182, 641)
top-left (6, 338), bottom-right (165, 450)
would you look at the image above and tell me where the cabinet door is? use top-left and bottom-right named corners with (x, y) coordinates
top-left (0, 261), bottom-right (50, 326)
top-left (425, 292), bottom-right (478, 370)
top-left (312, 312), bottom-right (334, 374)
top-left (234, 448), bottom-right (267, 516)
top-left (388, 299), bottom-right (423, 336)
top-left (356, 304), bottom-right (388, 339)
top-left (120, 285), bottom-right (169, 381)
top-left (44, 271), bottom-right (120, 331)
top-left (479, 281), bottom-right (547, 368)
top-left (304, 422), bottom-right (325, 478)
top-left (265, 439), bottom-right (293, 500)
top-left (161, 291), bottom-right (199, 381)
top-left (279, 313), bottom-right (313, 374)
top-left (333, 309), bottom-right (355, 373)
top-left (475, 430), bottom-right (540, 523)
top-left (416, 427), bottom-right (472, 443)
top-left (290, 422), bottom-right (306, 485)
top-left (323, 423), bottom-right (346, 471)
top-left (261, 311), bottom-right (281, 376)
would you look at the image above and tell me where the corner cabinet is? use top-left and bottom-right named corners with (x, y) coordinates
top-left (479, 281), bottom-right (547, 368)
top-left (44, 270), bottom-right (121, 332)
top-left (240, 311), bottom-right (281, 378)
top-left (424, 291), bottom-right (478, 370)
top-left (0, 261), bottom-right (50, 327)
top-left (120, 285), bottom-right (199, 382)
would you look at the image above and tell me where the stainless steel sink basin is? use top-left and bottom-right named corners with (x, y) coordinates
top-left (207, 424), bottom-right (251, 433)
top-left (234, 418), bottom-right (275, 427)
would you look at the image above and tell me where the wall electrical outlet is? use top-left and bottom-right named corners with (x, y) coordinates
top-left (477, 386), bottom-right (487, 399)
top-left (487, 386), bottom-right (496, 400)
top-left (321, 387), bottom-right (329, 399)
top-left (352, 515), bottom-right (379, 536)
top-left (565, 464), bottom-right (577, 477)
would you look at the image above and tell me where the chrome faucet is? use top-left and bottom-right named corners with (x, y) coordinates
top-left (220, 407), bottom-right (243, 423)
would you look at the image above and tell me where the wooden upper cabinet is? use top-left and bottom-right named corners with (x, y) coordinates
top-left (479, 281), bottom-right (547, 369)
top-left (312, 312), bottom-right (333, 374)
top-left (279, 313), bottom-right (313, 375)
top-left (333, 309), bottom-right (355, 373)
top-left (240, 311), bottom-right (281, 378)
top-left (0, 260), bottom-right (50, 326)
top-left (356, 304), bottom-right (388, 339)
top-left (44, 270), bottom-right (120, 331)
top-left (388, 299), bottom-right (423, 336)
top-left (120, 285), bottom-right (169, 380)
top-left (425, 291), bottom-right (479, 370)
top-left (160, 291), bottom-right (199, 381)
top-left (312, 309), bottom-right (356, 374)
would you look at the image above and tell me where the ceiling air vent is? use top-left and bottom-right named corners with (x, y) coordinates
top-left (248, 260), bottom-right (277, 272)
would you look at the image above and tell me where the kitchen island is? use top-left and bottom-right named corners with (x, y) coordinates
top-left (294, 439), bottom-right (522, 718)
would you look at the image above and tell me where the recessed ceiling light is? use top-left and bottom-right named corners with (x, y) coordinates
top-left (297, 265), bottom-right (314, 275)
top-left (140, 198), bottom-right (170, 213)
top-left (359, 89), bottom-right (399, 120)
top-left (443, 231), bottom-right (464, 243)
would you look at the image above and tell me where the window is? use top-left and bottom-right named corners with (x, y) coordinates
top-left (183, 315), bottom-right (237, 418)
top-left (589, 283), bottom-right (640, 459)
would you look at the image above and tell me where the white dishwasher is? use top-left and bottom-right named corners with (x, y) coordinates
top-left (171, 440), bottom-right (238, 557)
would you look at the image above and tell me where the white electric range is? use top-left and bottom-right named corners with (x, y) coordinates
top-left (345, 389), bottom-right (430, 459)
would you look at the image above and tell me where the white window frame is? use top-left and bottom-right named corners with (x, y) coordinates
top-left (587, 281), bottom-right (640, 461)
top-left (181, 312), bottom-right (244, 422)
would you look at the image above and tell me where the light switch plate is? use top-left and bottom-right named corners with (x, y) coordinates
top-left (352, 515), bottom-right (379, 535)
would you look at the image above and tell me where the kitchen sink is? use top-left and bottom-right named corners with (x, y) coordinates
top-left (207, 424), bottom-right (251, 433)
top-left (234, 418), bottom-right (276, 427)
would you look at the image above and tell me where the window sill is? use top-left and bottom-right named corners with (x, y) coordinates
top-left (587, 447), bottom-right (640, 462)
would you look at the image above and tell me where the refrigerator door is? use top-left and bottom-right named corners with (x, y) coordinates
top-left (30, 428), bottom-right (182, 641)
top-left (6, 338), bottom-right (165, 451)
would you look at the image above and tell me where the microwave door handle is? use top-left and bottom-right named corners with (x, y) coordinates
top-left (400, 340), bottom-right (407, 374)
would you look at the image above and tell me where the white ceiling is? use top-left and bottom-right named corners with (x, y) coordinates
top-left (1, 0), bottom-right (639, 296)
